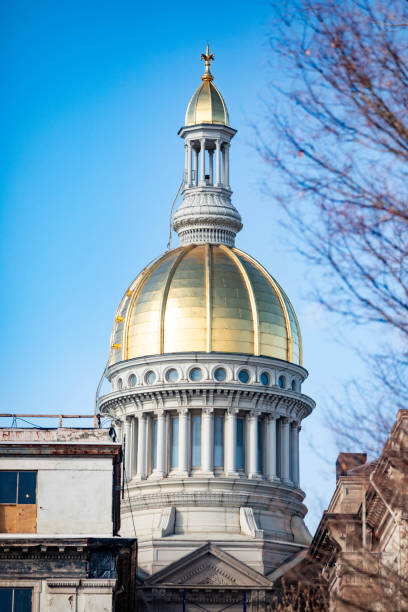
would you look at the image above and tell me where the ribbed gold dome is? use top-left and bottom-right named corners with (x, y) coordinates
top-left (110, 245), bottom-right (302, 366)
top-left (185, 80), bottom-right (229, 126)
top-left (185, 45), bottom-right (229, 126)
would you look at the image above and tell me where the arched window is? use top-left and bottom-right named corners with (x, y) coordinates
top-left (166, 368), bottom-right (179, 383)
top-left (189, 367), bottom-right (203, 382)
top-left (117, 378), bottom-right (123, 390)
top-left (128, 374), bottom-right (137, 387)
top-left (214, 367), bottom-right (226, 381)
top-left (238, 370), bottom-right (249, 384)
top-left (260, 372), bottom-right (269, 386)
top-left (278, 375), bottom-right (286, 389)
top-left (145, 370), bottom-right (156, 385)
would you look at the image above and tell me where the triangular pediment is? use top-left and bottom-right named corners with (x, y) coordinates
top-left (145, 543), bottom-right (272, 588)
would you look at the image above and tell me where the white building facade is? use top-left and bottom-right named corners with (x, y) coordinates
top-left (98, 46), bottom-right (315, 610)
top-left (0, 427), bottom-right (136, 612)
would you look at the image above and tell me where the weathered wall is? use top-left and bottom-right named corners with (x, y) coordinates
top-left (0, 456), bottom-right (113, 535)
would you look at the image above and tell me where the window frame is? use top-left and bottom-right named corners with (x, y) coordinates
top-left (0, 470), bottom-right (38, 535)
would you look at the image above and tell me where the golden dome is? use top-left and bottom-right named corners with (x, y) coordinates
top-left (110, 245), bottom-right (302, 366)
top-left (185, 45), bottom-right (229, 126)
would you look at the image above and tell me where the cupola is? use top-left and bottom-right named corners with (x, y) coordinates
top-left (172, 46), bottom-right (242, 247)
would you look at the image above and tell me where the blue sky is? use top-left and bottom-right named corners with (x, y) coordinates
top-left (0, 1), bottom-right (369, 530)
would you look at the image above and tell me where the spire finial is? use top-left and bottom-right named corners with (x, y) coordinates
top-left (201, 44), bottom-right (215, 82)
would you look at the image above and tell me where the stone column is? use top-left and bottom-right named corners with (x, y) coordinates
top-left (291, 422), bottom-right (301, 486)
top-left (280, 418), bottom-right (291, 483)
top-left (248, 411), bottom-right (260, 479)
top-left (130, 416), bottom-right (137, 478)
top-left (178, 408), bottom-right (189, 476)
top-left (201, 408), bottom-right (214, 474)
top-left (266, 415), bottom-right (278, 481)
top-left (136, 413), bottom-right (147, 480)
top-left (200, 138), bottom-right (206, 185)
top-left (187, 141), bottom-right (192, 187)
top-left (156, 410), bottom-right (166, 477)
top-left (124, 417), bottom-right (132, 482)
top-left (225, 409), bottom-right (238, 476)
top-left (215, 139), bottom-right (221, 186)
top-left (224, 143), bottom-right (230, 189)
top-left (209, 149), bottom-right (214, 185)
top-left (194, 148), bottom-right (199, 186)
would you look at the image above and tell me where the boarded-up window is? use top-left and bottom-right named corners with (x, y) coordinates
top-left (0, 587), bottom-right (32, 611)
top-left (0, 472), bottom-right (37, 533)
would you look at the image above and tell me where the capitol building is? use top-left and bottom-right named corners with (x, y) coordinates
top-left (96, 46), bottom-right (316, 610)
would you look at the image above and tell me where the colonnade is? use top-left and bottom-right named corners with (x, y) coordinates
top-left (121, 409), bottom-right (301, 488)
top-left (184, 138), bottom-right (230, 189)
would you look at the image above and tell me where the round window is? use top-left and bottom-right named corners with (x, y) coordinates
top-left (238, 370), bottom-right (249, 384)
top-left (214, 367), bottom-right (226, 381)
top-left (128, 374), bottom-right (137, 387)
top-left (260, 372), bottom-right (269, 386)
top-left (189, 367), bottom-right (202, 382)
top-left (145, 370), bottom-right (156, 385)
top-left (278, 375), bottom-right (286, 389)
top-left (166, 368), bottom-right (179, 382)
top-left (117, 378), bottom-right (123, 390)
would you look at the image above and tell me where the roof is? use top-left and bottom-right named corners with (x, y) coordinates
top-left (110, 244), bottom-right (302, 365)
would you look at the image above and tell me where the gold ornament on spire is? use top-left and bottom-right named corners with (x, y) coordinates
top-left (201, 44), bottom-right (215, 81)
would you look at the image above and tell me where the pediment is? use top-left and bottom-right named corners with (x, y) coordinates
top-left (145, 543), bottom-right (272, 588)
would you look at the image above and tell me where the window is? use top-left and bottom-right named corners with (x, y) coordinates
top-left (191, 416), bottom-right (201, 467)
top-left (278, 375), bottom-right (286, 389)
top-left (238, 370), bottom-right (249, 383)
top-left (145, 370), bottom-right (156, 385)
top-left (0, 471), bottom-right (37, 534)
top-left (171, 417), bottom-right (179, 468)
top-left (166, 368), bottom-right (179, 383)
top-left (152, 418), bottom-right (158, 470)
top-left (117, 378), bottom-right (123, 390)
top-left (214, 416), bottom-right (224, 467)
top-left (0, 588), bottom-right (32, 612)
top-left (260, 372), bottom-right (269, 386)
top-left (236, 418), bottom-right (244, 470)
top-left (291, 379), bottom-right (297, 391)
top-left (214, 368), bottom-right (226, 381)
top-left (128, 374), bottom-right (137, 387)
top-left (189, 367), bottom-right (202, 382)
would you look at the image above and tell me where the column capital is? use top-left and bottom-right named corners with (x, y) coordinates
top-left (154, 409), bottom-right (165, 418)
top-left (202, 406), bottom-right (214, 416)
top-left (227, 406), bottom-right (239, 416)
top-left (177, 407), bottom-right (189, 416)
top-left (281, 417), bottom-right (290, 425)
top-left (267, 413), bottom-right (278, 422)
top-left (249, 409), bottom-right (261, 418)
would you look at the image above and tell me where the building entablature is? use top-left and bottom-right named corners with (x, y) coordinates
top-left (100, 388), bottom-right (311, 423)
top-left (178, 123), bottom-right (237, 141)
